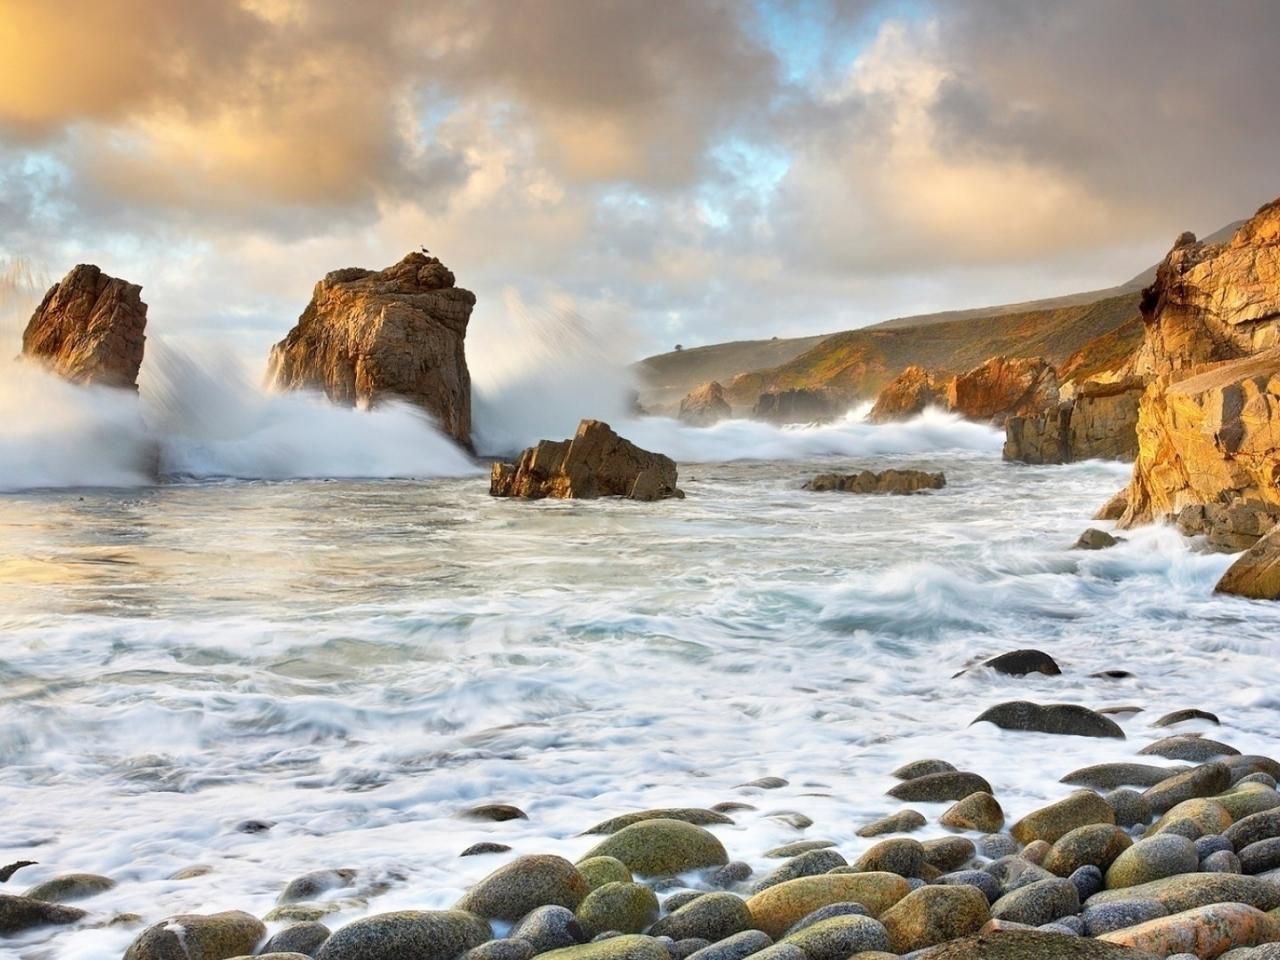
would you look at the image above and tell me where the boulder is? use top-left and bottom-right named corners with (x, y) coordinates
top-left (892, 759), bottom-right (958, 779)
top-left (20, 263), bottom-right (148, 389)
top-left (802, 469), bottom-right (945, 495)
top-left (510, 905), bottom-right (586, 953)
top-left (647, 893), bottom-right (751, 942)
top-left (923, 836), bottom-right (977, 873)
top-left (752, 850), bottom-right (847, 892)
top-left (1011, 791), bottom-right (1116, 845)
top-left (1217, 523), bottom-right (1280, 598)
top-left (973, 649), bottom-right (1061, 677)
top-left (22, 873), bottom-right (116, 903)
top-left (491, 420), bottom-right (683, 502)
top-left (455, 855), bottom-right (589, 922)
top-left (880, 884), bottom-right (990, 953)
top-left (1060, 763), bottom-right (1190, 790)
top-left (1115, 202), bottom-right (1280, 548)
top-left (1042, 825), bottom-right (1132, 877)
top-left (124, 910), bottom-right (266, 960)
top-left (751, 389), bottom-right (837, 424)
top-left (947, 356), bottom-right (1059, 425)
top-left (1140, 736), bottom-right (1240, 762)
top-left (1086, 872), bottom-right (1280, 913)
top-left (939, 792), bottom-right (1005, 833)
top-left (0, 893), bottom-right (86, 936)
top-left (536, 935), bottom-right (670, 960)
top-left (857, 810), bottom-right (926, 837)
top-left (1104, 835), bottom-right (1199, 889)
top-left (887, 771), bottom-right (992, 803)
top-left (1096, 902), bottom-right (1280, 956)
top-left (678, 382), bottom-right (732, 427)
top-left (577, 858), bottom-right (633, 891)
top-left (682, 930), bottom-right (772, 960)
top-left (261, 922), bottom-right (332, 956)
top-left (575, 883), bottom-right (658, 937)
top-left (854, 838), bottom-right (924, 878)
top-left (989, 878), bottom-right (1080, 926)
top-left (581, 809), bottom-right (733, 835)
top-left (578, 819), bottom-right (727, 876)
top-left (744, 873), bottom-right (911, 939)
top-left (267, 252), bottom-right (474, 446)
top-left (972, 701), bottom-right (1124, 739)
top-left (1142, 762), bottom-right (1234, 814)
top-left (909, 929), bottom-right (1155, 958)
top-left (868, 366), bottom-right (947, 422)
top-left (778, 914), bottom-right (891, 959)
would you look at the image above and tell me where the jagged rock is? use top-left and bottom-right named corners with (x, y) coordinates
top-left (490, 420), bottom-right (683, 502)
top-left (868, 366), bottom-right (947, 422)
top-left (1004, 378), bottom-right (1145, 465)
top-left (1216, 523), bottom-right (1280, 599)
top-left (1073, 529), bottom-right (1120, 550)
top-left (20, 264), bottom-right (147, 389)
top-left (803, 469), bottom-right (945, 495)
top-left (678, 382), bottom-right (732, 427)
top-left (751, 389), bottom-right (837, 424)
top-left (1114, 202), bottom-right (1280, 548)
top-left (266, 252), bottom-right (474, 446)
top-left (947, 356), bottom-right (1059, 425)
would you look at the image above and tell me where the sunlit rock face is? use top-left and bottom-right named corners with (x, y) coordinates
top-left (678, 381), bottom-right (731, 426)
top-left (266, 252), bottom-right (475, 447)
top-left (946, 356), bottom-right (1059, 425)
top-left (1004, 378), bottom-right (1145, 465)
top-left (1117, 199), bottom-right (1280, 549)
top-left (21, 264), bottom-right (148, 390)
top-left (868, 366), bottom-right (946, 423)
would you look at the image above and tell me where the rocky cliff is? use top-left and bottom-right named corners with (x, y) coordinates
top-left (871, 356), bottom-right (1059, 425)
top-left (1004, 377), bottom-right (1145, 465)
top-left (677, 381), bottom-right (731, 426)
top-left (1114, 199), bottom-right (1280, 549)
top-left (751, 388), bottom-right (837, 424)
top-left (490, 420), bottom-right (682, 501)
top-left (266, 252), bottom-right (474, 446)
top-left (867, 366), bottom-right (945, 422)
top-left (20, 264), bottom-right (147, 389)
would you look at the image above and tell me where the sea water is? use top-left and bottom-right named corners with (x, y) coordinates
top-left (1, 378), bottom-right (1278, 958)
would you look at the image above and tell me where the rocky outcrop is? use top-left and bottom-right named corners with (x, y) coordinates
top-left (266, 252), bottom-right (474, 446)
top-left (1112, 200), bottom-right (1280, 549)
top-left (678, 382), bottom-right (731, 426)
top-left (868, 366), bottom-right (946, 422)
top-left (490, 420), bottom-right (683, 502)
top-left (20, 264), bottom-right (147, 389)
top-left (804, 470), bottom-right (945, 495)
top-left (1004, 377), bottom-right (1146, 464)
top-left (751, 389), bottom-right (837, 424)
top-left (1215, 524), bottom-right (1280, 599)
top-left (947, 356), bottom-right (1059, 425)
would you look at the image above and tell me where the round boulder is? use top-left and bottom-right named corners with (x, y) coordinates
top-left (1043, 824), bottom-right (1132, 877)
top-left (779, 914), bottom-right (891, 960)
top-left (578, 857), bottom-right (633, 891)
top-left (125, 911), bottom-right (267, 960)
top-left (1011, 790), bottom-right (1115, 845)
top-left (745, 873), bottom-right (911, 940)
top-left (579, 820), bottom-right (728, 877)
top-left (1104, 834), bottom-right (1199, 889)
top-left (880, 883), bottom-right (990, 953)
top-left (854, 838), bottom-right (924, 877)
top-left (576, 882), bottom-right (658, 937)
top-left (456, 855), bottom-right (590, 922)
top-left (648, 892), bottom-right (751, 942)
top-left (939, 792), bottom-right (1005, 833)
top-left (510, 905), bottom-right (585, 953)
top-left (536, 935), bottom-right (672, 960)
top-left (888, 772), bottom-right (992, 803)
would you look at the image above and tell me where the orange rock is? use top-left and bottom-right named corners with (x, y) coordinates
top-left (1096, 901), bottom-right (1280, 956)
top-left (946, 356), bottom-right (1059, 424)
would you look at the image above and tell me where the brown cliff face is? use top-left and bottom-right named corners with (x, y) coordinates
top-left (490, 419), bottom-right (682, 502)
top-left (867, 366), bottom-right (946, 423)
top-left (946, 356), bottom-right (1059, 424)
top-left (750, 388), bottom-right (837, 424)
top-left (266, 252), bottom-right (474, 446)
top-left (1117, 200), bottom-right (1280, 549)
top-left (20, 264), bottom-right (147, 389)
top-left (1004, 377), bottom-right (1145, 465)
top-left (677, 381), bottom-right (731, 426)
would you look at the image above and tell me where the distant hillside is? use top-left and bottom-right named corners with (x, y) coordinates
top-left (635, 218), bottom-right (1244, 414)
top-left (720, 292), bottom-right (1140, 410)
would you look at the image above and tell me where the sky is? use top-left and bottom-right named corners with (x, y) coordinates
top-left (2, 0), bottom-right (1280, 366)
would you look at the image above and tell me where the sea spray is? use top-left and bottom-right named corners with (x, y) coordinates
top-left (470, 288), bottom-right (639, 456)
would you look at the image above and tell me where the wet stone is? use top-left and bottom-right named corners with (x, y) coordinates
top-left (971, 701), bottom-right (1124, 739)
top-left (753, 849), bottom-right (847, 893)
top-left (1073, 529), bottom-right (1118, 550)
top-left (1215, 782), bottom-right (1280, 821)
top-left (940, 793), bottom-right (1005, 833)
top-left (456, 855), bottom-right (590, 922)
top-left (511, 905), bottom-right (586, 953)
top-left (738, 777), bottom-right (789, 789)
top-left (579, 820), bottom-right (728, 877)
top-left (1147, 798), bottom-right (1232, 838)
top-left (1103, 789), bottom-right (1151, 829)
top-left (1085, 872), bottom-right (1280, 913)
top-left (577, 882), bottom-right (660, 938)
top-left (1201, 849), bottom-right (1243, 873)
top-left (1082, 897), bottom-right (1169, 936)
top-left (766, 811), bottom-right (812, 830)
top-left (0, 893), bottom-right (88, 937)
top-left (710, 803), bottom-right (755, 814)
top-left (1226, 808), bottom-right (1280, 849)
top-left (663, 892), bottom-right (705, 913)
top-left (990, 878), bottom-right (1080, 927)
top-left (779, 914), bottom-right (892, 960)
top-left (979, 834), bottom-right (1019, 859)
top-left (1011, 791), bottom-right (1116, 845)
top-left (462, 939), bottom-right (538, 960)
top-left (1105, 834), bottom-right (1199, 889)
top-left (21, 873), bottom-right (116, 904)
top-left (682, 929), bottom-right (772, 960)
top-left (578, 857), bottom-right (633, 892)
top-left (1154, 709), bottom-right (1220, 727)
top-left (880, 884), bottom-right (990, 954)
top-left (709, 862), bottom-right (752, 889)
top-left (1042, 824), bottom-right (1132, 877)
top-left (923, 837), bottom-right (976, 873)
top-left (977, 650), bottom-right (1062, 677)
top-left (935, 870), bottom-right (1001, 904)
top-left (124, 910), bottom-right (267, 960)
top-left (1196, 835), bottom-right (1235, 860)
top-left (1043, 914), bottom-right (1085, 935)
top-left (983, 857), bottom-right (1055, 895)
top-left (1139, 736), bottom-right (1241, 762)
top-left (1225, 756), bottom-right (1280, 784)
top-left (1060, 763), bottom-right (1190, 790)
top-left (262, 921), bottom-right (333, 957)
top-left (236, 819), bottom-right (274, 833)
top-left (1069, 865), bottom-right (1104, 902)
top-left (459, 804), bottom-right (528, 822)
top-left (1240, 772), bottom-right (1279, 788)
top-left (279, 869), bottom-right (357, 904)
top-left (888, 772), bottom-right (993, 803)
top-left (855, 838), bottom-right (925, 877)
top-left (582, 809), bottom-right (734, 835)
top-left (1239, 837), bottom-right (1280, 874)
top-left (783, 902), bottom-right (869, 936)
top-left (648, 892), bottom-right (752, 943)
top-left (1021, 840), bottom-right (1051, 865)
top-left (462, 843), bottom-right (513, 858)
top-left (667, 939), bottom-right (710, 960)
top-left (1141, 761), bottom-right (1233, 815)
top-left (891, 759), bottom-right (957, 780)
top-left (858, 810), bottom-right (926, 837)
top-left (536, 934), bottom-right (671, 960)
top-left (763, 840), bottom-right (836, 858)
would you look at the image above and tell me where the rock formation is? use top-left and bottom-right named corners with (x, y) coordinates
top-left (1215, 524), bottom-right (1280, 599)
top-left (266, 252), bottom-right (474, 446)
top-left (490, 419), bottom-right (683, 502)
top-left (678, 381), bottom-right (731, 427)
top-left (868, 366), bottom-right (946, 422)
top-left (946, 356), bottom-right (1059, 425)
top-left (1004, 378), bottom-right (1146, 464)
top-left (751, 389), bottom-right (836, 424)
top-left (1113, 199), bottom-right (1280, 549)
top-left (20, 264), bottom-right (147, 389)
top-left (804, 469), bottom-right (945, 495)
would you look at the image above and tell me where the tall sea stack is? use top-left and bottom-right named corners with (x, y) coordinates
top-left (266, 252), bottom-right (475, 447)
top-left (21, 264), bottom-right (148, 389)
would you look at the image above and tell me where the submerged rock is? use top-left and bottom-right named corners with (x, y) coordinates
top-left (887, 771), bottom-right (992, 802)
top-left (491, 420), bottom-right (683, 502)
top-left (267, 252), bottom-right (474, 446)
top-left (971, 701), bottom-right (1125, 739)
top-left (22, 873), bottom-right (116, 904)
top-left (803, 469), bottom-right (945, 495)
top-left (0, 893), bottom-right (87, 937)
top-left (21, 263), bottom-right (148, 389)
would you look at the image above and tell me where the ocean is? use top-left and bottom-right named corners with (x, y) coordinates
top-left (1, 360), bottom-right (1276, 957)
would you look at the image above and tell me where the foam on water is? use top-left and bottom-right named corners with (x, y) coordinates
top-left (1, 443), bottom-right (1276, 955)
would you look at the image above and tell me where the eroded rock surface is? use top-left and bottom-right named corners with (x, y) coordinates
top-left (1004, 378), bottom-right (1145, 464)
top-left (490, 420), bottom-right (683, 502)
top-left (868, 366), bottom-right (947, 422)
top-left (21, 264), bottom-right (147, 389)
top-left (803, 470), bottom-right (945, 495)
top-left (266, 252), bottom-right (474, 446)
top-left (678, 382), bottom-right (732, 426)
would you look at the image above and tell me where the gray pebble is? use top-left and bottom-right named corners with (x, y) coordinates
top-left (933, 870), bottom-right (1000, 904)
top-left (663, 892), bottom-right (706, 913)
top-left (261, 921), bottom-right (331, 956)
top-left (979, 835), bottom-right (1019, 859)
top-left (783, 902), bottom-right (868, 937)
top-left (1200, 850), bottom-right (1242, 874)
top-left (278, 869), bottom-right (355, 904)
top-left (509, 905), bottom-right (585, 953)
top-left (1082, 897), bottom-right (1169, 936)
top-left (1104, 789), bottom-right (1152, 828)
top-left (1068, 864), bottom-right (1103, 901)
top-left (709, 863), bottom-right (752, 889)
top-left (1038, 919), bottom-right (1082, 936)
top-left (683, 929), bottom-right (773, 960)
top-left (1196, 835), bottom-right (1235, 860)
top-left (906, 877), bottom-right (927, 890)
top-left (752, 849), bottom-right (847, 894)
